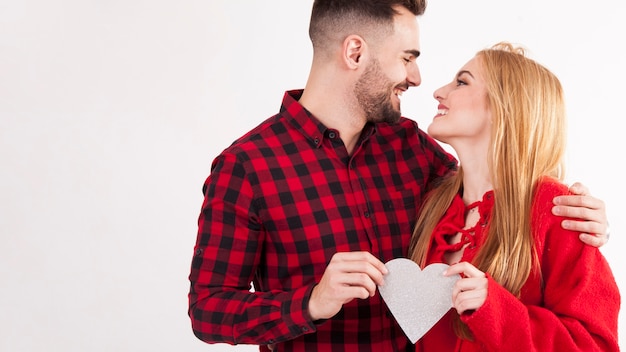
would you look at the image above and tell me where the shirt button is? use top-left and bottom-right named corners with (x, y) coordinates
top-left (364, 211), bottom-right (370, 218)
top-left (328, 131), bottom-right (337, 139)
top-left (301, 326), bottom-right (309, 332)
top-left (314, 137), bottom-right (320, 144)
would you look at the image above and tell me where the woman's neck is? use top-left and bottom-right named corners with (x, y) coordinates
top-left (457, 153), bottom-right (493, 206)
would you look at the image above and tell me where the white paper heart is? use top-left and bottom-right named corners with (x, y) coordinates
top-left (378, 258), bottom-right (459, 343)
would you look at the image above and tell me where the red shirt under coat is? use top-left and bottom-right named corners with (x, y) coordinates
top-left (415, 178), bottom-right (620, 351)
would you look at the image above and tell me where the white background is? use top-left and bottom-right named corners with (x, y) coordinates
top-left (1, 1), bottom-right (623, 351)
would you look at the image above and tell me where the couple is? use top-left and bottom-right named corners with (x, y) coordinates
top-left (189, 0), bottom-right (619, 351)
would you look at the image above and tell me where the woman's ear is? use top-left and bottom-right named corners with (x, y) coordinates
top-left (342, 35), bottom-right (366, 69)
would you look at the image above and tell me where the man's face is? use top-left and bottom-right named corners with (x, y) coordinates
top-left (354, 6), bottom-right (422, 124)
top-left (354, 58), bottom-right (405, 123)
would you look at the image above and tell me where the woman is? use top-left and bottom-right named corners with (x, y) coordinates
top-left (408, 42), bottom-right (620, 351)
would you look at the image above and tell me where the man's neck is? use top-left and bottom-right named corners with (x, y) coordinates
top-left (299, 77), bottom-right (366, 155)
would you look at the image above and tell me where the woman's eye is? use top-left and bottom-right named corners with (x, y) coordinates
top-left (456, 79), bottom-right (467, 86)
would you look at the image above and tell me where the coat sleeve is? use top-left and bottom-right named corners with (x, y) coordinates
top-left (460, 182), bottom-right (620, 351)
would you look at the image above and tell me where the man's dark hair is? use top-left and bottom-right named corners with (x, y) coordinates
top-left (309, 0), bottom-right (427, 50)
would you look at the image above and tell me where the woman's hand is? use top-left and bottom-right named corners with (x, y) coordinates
top-left (444, 262), bottom-right (488, 315)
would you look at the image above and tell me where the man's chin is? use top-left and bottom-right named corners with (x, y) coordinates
top-left (384, 112), bottom-right (402, 124)
top-left (367, 107), bottom-right (401, 124)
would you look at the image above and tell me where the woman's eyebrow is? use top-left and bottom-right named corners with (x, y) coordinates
top-left (456, 70), bottom-right (474, 79)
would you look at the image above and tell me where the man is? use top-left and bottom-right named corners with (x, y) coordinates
top-left (189, 1), bottom-right (609, 351)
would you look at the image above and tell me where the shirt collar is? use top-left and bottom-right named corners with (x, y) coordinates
top-left (279, 89), bottom-right (376, 149)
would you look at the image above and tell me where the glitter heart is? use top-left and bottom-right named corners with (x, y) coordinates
top-left (378, 258), bottom-right (459, 343)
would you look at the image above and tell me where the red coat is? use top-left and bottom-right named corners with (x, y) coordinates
top-left (415, 179), bottom-right (620, 351)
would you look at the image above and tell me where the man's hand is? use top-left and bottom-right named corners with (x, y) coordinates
top-left (552, 182), bottom-right (609, 247)
top-left (308, 251), bottom-right (387, 321)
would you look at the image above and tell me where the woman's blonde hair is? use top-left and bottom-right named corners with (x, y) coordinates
top-left (408, 41), bottom-right (567, 339)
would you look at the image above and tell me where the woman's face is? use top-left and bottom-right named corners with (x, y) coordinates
top-left (427, 56), bottom-right (492, 149)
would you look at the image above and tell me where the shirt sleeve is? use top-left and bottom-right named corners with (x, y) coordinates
top-left (415, 124), bottom-right (457, 180)
top-left (460, 183), bottom-right (620, 351)
top-left (188, 152), bottom-right (316, 346)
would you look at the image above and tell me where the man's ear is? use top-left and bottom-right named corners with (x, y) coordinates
top-left (342, 35), bottom-right (367, 69)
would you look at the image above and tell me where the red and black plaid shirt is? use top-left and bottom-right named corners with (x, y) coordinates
top-left (189, 90), bottom-right (457, 351)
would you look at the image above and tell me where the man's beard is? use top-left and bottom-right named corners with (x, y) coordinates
top-left (354, 59), bottom-right (403, 124)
